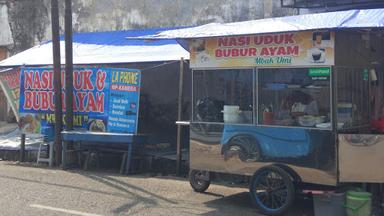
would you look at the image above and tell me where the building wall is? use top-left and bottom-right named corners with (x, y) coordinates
top-left (3, 0), bottom-right (298, 55)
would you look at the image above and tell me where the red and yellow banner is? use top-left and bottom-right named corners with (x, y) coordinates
top-left (190, 31), bottom-right (334, 68)
top-left (0, 68), bottom-right (20, 121)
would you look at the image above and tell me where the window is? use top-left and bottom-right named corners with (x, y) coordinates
top-left (258, 68), bottom-right (331, 128)
top-left (193, 69), bottom-right (253, 124)
top-left (336, 67), bottom-right (370, 128)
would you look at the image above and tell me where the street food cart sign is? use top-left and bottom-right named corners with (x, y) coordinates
top-left (190, 31), bottom-right (335, 68)
top-left (18, 67), bottom-right (141, 138)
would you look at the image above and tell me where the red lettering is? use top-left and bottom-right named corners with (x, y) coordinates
top-left (223, 50), bottom-right (231, 57)
top-left (49, 92), bottom-right (55, 110)
top-left (76, 92), bottom-right (87, 112)
top-left (264, 35), bottom-right (273, 44)
top-left (218, 37), bottom-right (228, 47)
top-left (284, 34), bottom-right (295, 44)
top-left (24, 71), bottom-right (34, 89)
top-left (274, 35), bottom-right (284, 44)
top-left (228, 37), bottom-right (237, 46)
top-left (237, 37), bottom-right (250, 46)
top-left (249, 48), bottom-right (257, 56)
top-left (24, 91), bottom-right (32, 109)
top-left (215, 48), bottom-right (258, 58)
top-left (287, 45), bottom-right (299, 56)
top-left (86, 92), bottom-right (96, 112)
top-left (96, 92), bottom-right (104, 113)
top-left (260, 47), bottom-right (269, 56)
top-left (254, 34), bottom-right (295, 45)
top-left (268, 47), bottom-right (278, 56)
top-left (83, 70), bottom-right (94, 90)
top-left (96, 70), bottom-right (106, 91)
top-left (276, 47), bottom-right (287, 55)
top-left (254, 36), bottom-right (263, 45)
top-left (73, 71), bottom-right (82, 90)
top-left (33, 71), bottom-right (41, 89)
top-left (48, 71), bottom-right (54, 90)
top-left (231, 49), bottom-right (239, 57)
top-left (215, 49), bottom-right (222, 57)
top-left (239, 49), bottom-right (248, 56)
top-left (41, 71), bottom-right (50, 89)
top-left (32, 92), bottom-right (40, 110)
top-left (41, 91), bottom-right (49, 110)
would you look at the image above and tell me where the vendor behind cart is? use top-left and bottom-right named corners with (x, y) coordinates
top-left (280, 90), bottom-right (319, 117)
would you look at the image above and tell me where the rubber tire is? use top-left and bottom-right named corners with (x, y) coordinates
top-left (189, 169), bottom-right (210, 192)
top-left (226, 135), bottom-right (261, 162)
top-left (249, 166), bottom-right (295, 216)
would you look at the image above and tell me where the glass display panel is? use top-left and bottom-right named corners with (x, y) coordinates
top-left (193, 69), bottom-right (253, 124)
top-left (336, 67), bottom-right (370, 128)
top-left (258, 68), bottom-right (331, 128)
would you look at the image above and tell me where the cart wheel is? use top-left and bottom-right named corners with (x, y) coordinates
top-left (224, 136), bottom-right (261, 162)
top-left (189, 169), bottom-right (210, 192)
top-left (250, 166), bottom-right (294, 216)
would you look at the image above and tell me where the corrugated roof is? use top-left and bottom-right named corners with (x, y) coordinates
top-left (134, 9), bottom-right (384, 40)
top-left (0, 27), bottom-right (189, 67)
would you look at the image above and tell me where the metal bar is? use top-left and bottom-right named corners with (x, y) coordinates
top-left (49, 142), bottom-right (54, 167)
top-left (175, 121), bottom-right (190, 126)
top-left (255, 68), bottom-right (259, 125)
top-left (19, 133), bottom-right (25, 162)
top-left (51, 0), bottom-right (63, 166)
top-left (124, 143), bottom-right (133, 175)
top-left (176, 57), bottom-right (184, 176)
top-left (61, 139), bottom-right (67, 169)
top-left (65, 0), bottom-right (74, 131)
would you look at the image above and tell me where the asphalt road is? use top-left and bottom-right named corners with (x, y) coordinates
top-left (0, 161), bottom-right (313, 216)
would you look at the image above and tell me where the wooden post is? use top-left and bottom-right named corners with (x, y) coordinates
top-left (65, 0), bottom-right (74, 131)
top-left (176, 58), bottom-right (184, 176)
top-left (19, 133), bottom-right (25, 162)
top-left (51, 0), bottom-right (63, 166)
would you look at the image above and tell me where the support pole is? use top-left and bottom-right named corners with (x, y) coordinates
top-left (65, 0), bottom-right (73, 131)
top-left (176, 58), bottom-right (184, 176)
top-left (19, 133), bottom-right (25, 162)
top-left (51, 0), bottom-right (63, 166)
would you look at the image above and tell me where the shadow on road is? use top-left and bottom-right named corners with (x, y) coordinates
top-left (201, 192), bottom-right (314, 216)
top-left (0, 173), bottom-right (129, 198)
top-left (78, 172), bottom-right (178, 214)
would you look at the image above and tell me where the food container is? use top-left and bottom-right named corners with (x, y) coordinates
top-left (263, 112), bottom-right (274, 125)
top-left (298, 115), bottom-right (317, 127)
top-left (315, 122), bottom-right (344, 129)
top-left (222, 105), bottom-right (241, 123)
top-left (315, 116), bottom-right (326, 124)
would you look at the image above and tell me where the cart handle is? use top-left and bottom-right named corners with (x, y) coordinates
top-left (176, 121), bottom-right (190, 126)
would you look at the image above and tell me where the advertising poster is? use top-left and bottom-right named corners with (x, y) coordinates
top-left (108, 69), bottom-right (141, 133)
top-left (190, 31), bottom-right (335, 68)
top-left (18, 67), bottom-right (141, 138)
top-left (0, 68), bottom-right (20, 121)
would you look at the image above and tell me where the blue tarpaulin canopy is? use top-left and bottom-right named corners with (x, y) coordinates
top-left (134, 9), bottom-right (384, 40)
top-left (0, 27), bottom-right (189, 67)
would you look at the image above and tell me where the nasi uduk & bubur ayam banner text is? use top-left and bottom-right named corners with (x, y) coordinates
top-left (18, 67), bottom-right (141, 138)
top-left (190, 31), bottom-right (335, 68)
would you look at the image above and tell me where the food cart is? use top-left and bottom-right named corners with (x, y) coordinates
top-left (139, 9), bottom-right (384, 215)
